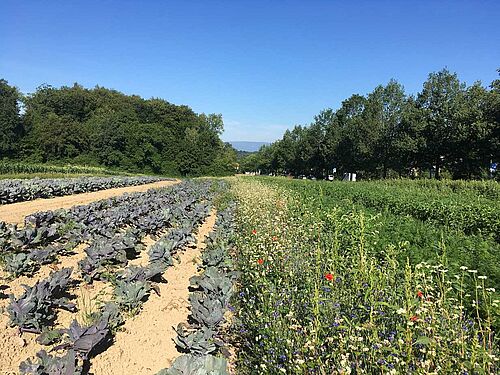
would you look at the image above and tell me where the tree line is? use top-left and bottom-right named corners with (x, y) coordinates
top-left (243, 69), bottom-right (500, 180)
top-left (0, 80), bottom-right (237, 176)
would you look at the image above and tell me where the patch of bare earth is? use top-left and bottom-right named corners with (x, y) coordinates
top-left (0, 228), bottom-right (171, 373)
top-left (0, 241), bottom-right (114, 373)
top-left (89, 210), bottom-right (217, 375)
top-left (0, 179), bottom-right (180, 224)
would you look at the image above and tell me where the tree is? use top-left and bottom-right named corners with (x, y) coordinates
top-left (16, 82), bottom-right (236, 175)
top-left (450, 82), bottom-right (491, 178)
top-left (243, 67), bottom-right (498, 181)
top-left (417, 69), bottom-right (465, 179)
top-left (0, 79), bottom-right (21, 158)
top-left (366, 80), bottom-right (406, 177)
top-left (199, 113), bottom-right (224, 135)
top-left (335, 94), bottom-right (370, 175)
top-left (27, 113), bottom-right (90, 162)
top-left (486, 70), bottom-right (500, 165)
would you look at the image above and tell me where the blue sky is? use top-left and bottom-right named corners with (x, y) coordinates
top-left (1, 1), bottom-right (499, 142)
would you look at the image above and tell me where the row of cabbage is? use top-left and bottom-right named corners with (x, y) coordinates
top-left (17, 205), bottom-right (210, 374)
top-left (0, 180), bottom-right (206, 277)
top-left (157, 203), bottom-right (238, 375)
top-left (0, 181), bottom-right (215, 373)
top-left (0, 175), bottom-right (171, 205)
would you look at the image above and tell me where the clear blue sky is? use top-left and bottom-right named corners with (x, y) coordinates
top-left (1, 1), bottom-right (499, 142)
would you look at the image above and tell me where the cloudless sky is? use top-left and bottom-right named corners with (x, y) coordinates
top-left (1, 1), bottom-right (499, 142)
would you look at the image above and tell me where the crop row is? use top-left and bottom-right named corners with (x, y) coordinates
top-left (0, 180), bottom-right (209, 278)
top-left (0, 175), bottom-right (172, 205)
top-left (0, 160), bottom-right (122, 176)
top-left (298, 179), bottom-right (500, 241)
top-left (380, 178), bottom-right (500, 200)
top-left (3, 181), bottom-right (217, 373)
top-left (158, 202), bottom-right (237, 374)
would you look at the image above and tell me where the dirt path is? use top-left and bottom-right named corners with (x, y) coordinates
top-left (0, 179), bottom-right (180, 224)
top-left (90, 211), bottom-right (217, 375)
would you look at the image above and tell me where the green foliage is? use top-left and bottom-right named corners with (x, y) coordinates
top-left (7, 268), bottom-right (75, 333)
top-left (1, 80), bottom-right (236, 176)
top-left (157, 354), bottom-right (228, 375)
top-left (278, 177), bottom-right (500, 285)
top-left (315, 180), bottom-right (500, 240)
top-left (244, 68), bottom-right (500, 180)
top-left (232, 178), bottom-right (499, 373)
top-left (19, 349), bottom-right (81, 375)
top-left (0, 160), bottom-right (121, 175)
top-left (0, 79), bottom-right (22, 158)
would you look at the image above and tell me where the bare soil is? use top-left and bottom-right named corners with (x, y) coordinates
top-left (0, 179), bottom-right (180, 224)
top-left (0, 179), bottom-right (223, 374)
top-left (0, 242), bottom-right (113, 374)
top-left (0, 211), bottom-right (217, 374)
top-left (90, 211), bottom-right (217, 375)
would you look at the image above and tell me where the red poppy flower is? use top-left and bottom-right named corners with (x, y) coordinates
top-left (257, 258), bottom-right (264, 265)
top-left (410, 315), bottom-right (418, 322)
top-left (252, 229), bottom-right (257, 235)
top-left (324, 273), bottom-right (334, 281)
top-left (417, 290), bottom-right (424, 298)
top-left (272, 236), bottom-right (278, 241)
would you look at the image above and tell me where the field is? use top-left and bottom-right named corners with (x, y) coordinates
top-left (0, 161), bottom-right (126, 177)
top-left (232, 177), bottom-right (499, 374)
top-left (0, 176), bottom-right (498, 374)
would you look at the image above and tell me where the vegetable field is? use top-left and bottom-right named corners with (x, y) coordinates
top-left (0, 176), bottom-right (171, 205)
top-left (0, 161), bottom-right (124, 177)
top-left (0, 176), bottom-right (498, 374)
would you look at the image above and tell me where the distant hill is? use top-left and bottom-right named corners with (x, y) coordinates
top-left (229, 141), bottom-right (270, 152)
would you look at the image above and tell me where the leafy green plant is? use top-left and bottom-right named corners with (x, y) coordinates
top-left (19, 349), bottom-right (81, 375)
top-left (7, 268), bottom-right (75, 333)
top-left (113, 279), bottom-right (150, 312)
top-left (174, 324), bottom-right (218, 355)
top-left (156, 354), bottom-right (228, 375)
top-left (36, 328), bottom-right (64, 346)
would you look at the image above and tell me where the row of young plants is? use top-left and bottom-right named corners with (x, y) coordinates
top-left (0, 175), bottom-right (171, 205)
top-left (158, 198), bottom-right (238, 374)
top-left (231, 178), bottom-right (499, 374)
top-left (18, 210), bottom-right (212, 374)
top-left (6, 182), bottom-right (216, 373)
top-left (304, 179), bottom-right (500, 241)
top-left (379, 179), bottom-right (500, 201)
top-left (0, 180), bottom-right (208, 278)
top-left (0, 160), bottom-right (123, 176)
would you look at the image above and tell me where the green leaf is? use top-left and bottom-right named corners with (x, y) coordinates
top-left (415, 336), bottom-right (431, 346)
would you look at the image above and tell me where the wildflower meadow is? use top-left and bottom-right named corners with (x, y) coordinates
top-left (229, 177), bottom-right (499, 374)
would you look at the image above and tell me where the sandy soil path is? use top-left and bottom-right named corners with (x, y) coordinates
top-left (0, 179), bottom-right (180, 224)
top-left (90, 211), bottom-right (217, 375)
